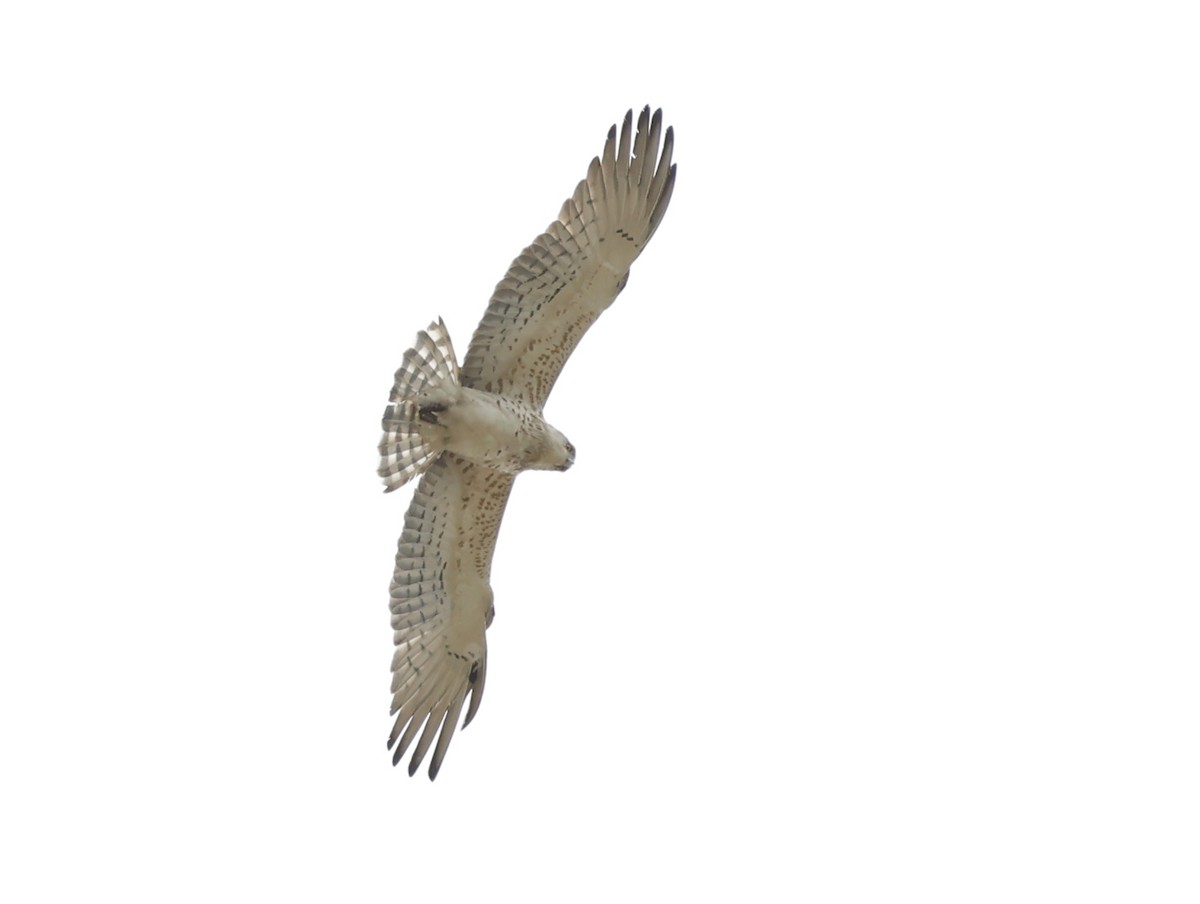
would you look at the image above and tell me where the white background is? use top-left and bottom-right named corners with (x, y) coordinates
top-left (2, 1), bottom-right (1198, 900)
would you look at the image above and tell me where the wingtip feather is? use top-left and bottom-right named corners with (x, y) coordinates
top-left (617, 109), bottom-right (633, 166)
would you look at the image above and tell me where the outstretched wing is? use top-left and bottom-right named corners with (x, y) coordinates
top-left (460, 106), bottom-right (676, 406)
top-left (387, 455), bottom-right (515, 779)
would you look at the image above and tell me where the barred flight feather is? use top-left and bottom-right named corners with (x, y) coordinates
top-left (377, 319), bottom-right (460, 492)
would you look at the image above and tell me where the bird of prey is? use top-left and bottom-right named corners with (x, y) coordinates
top-left (378, 107), bottom-right (676, 779)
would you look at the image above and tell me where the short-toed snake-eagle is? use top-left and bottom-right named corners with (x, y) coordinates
top-left (379, 107), bottom-right (675, 779)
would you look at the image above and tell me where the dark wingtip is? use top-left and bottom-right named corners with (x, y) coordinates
top-left (407, 758), bottom-right (419, 778)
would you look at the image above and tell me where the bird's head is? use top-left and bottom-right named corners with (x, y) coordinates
top-left (529, 422), bottom-right (575, 472)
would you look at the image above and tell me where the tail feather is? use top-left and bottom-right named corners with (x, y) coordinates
top-left (378, 319), bottom-right (460, 492)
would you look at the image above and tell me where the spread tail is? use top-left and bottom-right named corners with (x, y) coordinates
top-left (378, 318), bottom-right (460, 492)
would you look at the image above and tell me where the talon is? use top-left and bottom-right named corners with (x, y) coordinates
top-left (418, 403), bottom-right (447, 425)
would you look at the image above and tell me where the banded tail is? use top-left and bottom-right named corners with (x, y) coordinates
top-left (378, 318), bottom-right (460, 492)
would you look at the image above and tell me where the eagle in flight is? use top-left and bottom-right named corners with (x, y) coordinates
top-left (378, 107), bottom-right (676, 778)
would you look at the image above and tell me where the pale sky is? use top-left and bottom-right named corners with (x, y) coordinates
top-left (3, 2), bottom-right (1198, 901)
